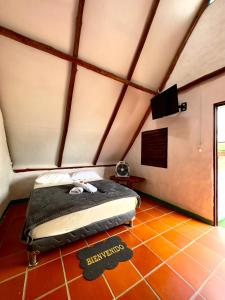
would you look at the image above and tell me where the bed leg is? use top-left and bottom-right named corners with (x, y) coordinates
top-left (124, 220), bottom-right (134, 227)
top-left (28, 250), bottom-right (40, 267)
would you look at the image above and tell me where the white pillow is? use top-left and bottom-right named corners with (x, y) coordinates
top-left (35, 172), bottom-right (73, 184)
top-left (71, 171), bottom-right (102, 182)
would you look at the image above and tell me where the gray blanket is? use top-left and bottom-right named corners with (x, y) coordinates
top-left (23, 179), bottom-right (140, 241)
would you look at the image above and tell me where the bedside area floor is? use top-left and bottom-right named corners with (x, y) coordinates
top-left (1, 197), bottom-right (225, 300)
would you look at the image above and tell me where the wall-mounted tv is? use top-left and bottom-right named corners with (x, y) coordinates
top-left (151, 84), bottom-right (179, 120)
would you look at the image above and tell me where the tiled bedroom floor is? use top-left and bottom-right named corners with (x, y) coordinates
top-left (1, 197), bottom-right (225, 299)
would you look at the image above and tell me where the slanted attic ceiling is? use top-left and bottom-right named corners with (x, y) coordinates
top-left (0, 0), bottom-right (224, 170)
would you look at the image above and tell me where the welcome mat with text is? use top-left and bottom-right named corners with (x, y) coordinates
top-left (77, 236), bottom-right (133, 280)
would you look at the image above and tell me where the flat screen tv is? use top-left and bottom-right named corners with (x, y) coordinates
top-left (151, 84), bottom-right (179, 120)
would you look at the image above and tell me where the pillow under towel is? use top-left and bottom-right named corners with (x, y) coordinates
top-left (35, 172), bottom-right (73, 185)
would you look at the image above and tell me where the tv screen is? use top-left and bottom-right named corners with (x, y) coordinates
top-left (151, 84), bottom-right (179, 120)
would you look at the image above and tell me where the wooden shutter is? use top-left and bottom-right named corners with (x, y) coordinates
top-left (141, 128), bottom-right (168, 168)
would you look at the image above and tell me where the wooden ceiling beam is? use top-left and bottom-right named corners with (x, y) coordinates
top-left (121, 106), bottom-right (152, 161)
top-left (178, 66), bottom-right (225, 92)
top-left (158, 0), bottom-right (208, 92)
top-left (13, 164), bottom-right (116, 173)
top-left (93, 0), bottom-right (160, 165)
top-left (121, 0), bottom-right (209, 161)
top-left (0, 25), bottom-right (155, 94)
top-left (122, 66), bottom-right (225, 161)
top-left (57, 0), bottom-right (85, 167)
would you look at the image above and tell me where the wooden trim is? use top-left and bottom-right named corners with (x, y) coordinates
top-left (76, 58), bottom-right (155, 94)
top-left (93, 0), bottom-right (160, 165)
top-left (92, 86), bottom-right (128, 165)
top-left (213, 100), bottom-right (225, 226)
top-left (57, 0), bottom-right (85, 167)
top-left (158, 0), bottom-right (208, 92)
top-left (214, 103), bottom-right (218, 226)
top-left (178, 66), bottom-right (225, 93)
top-left (121, 106), bottom-right (152, 160)
top-left (13, 164), bottom-right (116, 173)
top-left (0, 25), bottom-right (155, 95)
top-left (121, 0), bottom-right (211, 160)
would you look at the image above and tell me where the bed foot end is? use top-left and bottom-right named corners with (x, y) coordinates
top-left (28, 250), bottom-right (40, 267)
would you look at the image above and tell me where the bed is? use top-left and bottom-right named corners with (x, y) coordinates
top-left (22, 171), bottom-right (140, 267)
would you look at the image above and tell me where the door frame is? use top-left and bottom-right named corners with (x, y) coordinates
top-left (214, 100), bottom-right (225, 226)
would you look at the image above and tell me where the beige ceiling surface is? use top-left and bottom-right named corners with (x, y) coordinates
top-left (79, 0), bottom-right (154, 77)
top-left (132, 0), bottom-right (203, 90)
top-left (62, 67), bottom-right (122, 166)
top-left (166, 0), bottom-right (225, 88)
top-left (0, 0), bottom-right (223, 168)
top-left (0, 0), bottom-right (78, 53)
top-left (98, 87), bottom-right (151, 164)
top-left (0, 37), bottom-right (69, 168)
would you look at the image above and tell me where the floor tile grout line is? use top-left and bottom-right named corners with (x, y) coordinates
top-left (182, 245), bottom-right (224, 273)
top-left (131, 233), bottom-right (196, 294)
top-left (191, 257), bottom-right (225, 299)
top-left (61, 243), bottom-right (88, 257)
top-left (114, 278), bottom-right (144, 299)
top-left (115, 219), bottom-right (205, 300)
top-left (36, 284), bottom-right (65, 300)
top-left (102, 274), bottom-right (116, 300)
top-left (0, 199), bottom-right (215, 298)
top-left (67, 274), bottom-right (83, 285)
top-left (129, 260), bottom-right (161, 300)
top-left (140, 226), bottom-right (216, 294)
top-left (129, 217), bottom-right (192, 251)
top-left (26, 256), bottom-right (60, 272)
top-left (60, 249), bottom-right (71, 300)
top-left (164, 262), bottom-right (197, 294)
top-left (22, 267), bottom-right (28, 300)
top-left (0, 270), bottom-right (26, 285)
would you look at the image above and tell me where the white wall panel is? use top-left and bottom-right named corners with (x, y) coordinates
top-left (132, 0), bottom-right (203, 90)
top-left (0, 110), bottom-right (13, 217)
top-left (0, 0), bottom-right (77, 53)
top-left (79, 0), bottom-right (154, 77)
top-left (0, 37), bottom-right (70, 168)
top-left (166, 0), bottom-right (225, 89)
top-left (98, 87), bottom-right (151, 164)
top-left (126, 74), bottom-right (225, 221)
top-left (62, 67), bottom-right (122, 166)
top-left (10, 167), bottom-right (114, 201)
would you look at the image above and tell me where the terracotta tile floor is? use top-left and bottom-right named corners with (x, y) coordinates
top-left (1, 198), bottom-right (225, 299)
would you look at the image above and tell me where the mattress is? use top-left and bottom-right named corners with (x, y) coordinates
top-left (31, 182), bottom-right (137, 239)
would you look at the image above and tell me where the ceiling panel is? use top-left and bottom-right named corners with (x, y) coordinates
top-left (98, 87), bottom-right (151, 164)
top-left (79, 0), bottom-right (154, 77)
top-left (61, 67), bottom-right (123, 166)
top-left (166, 0), bottom-right (225, 89)
top-left (0, 0), bottom-right (78, 53)
top-left (132, 0), bottom-right (203, 90)
top-left (0, 37), bottom-right (70, 168)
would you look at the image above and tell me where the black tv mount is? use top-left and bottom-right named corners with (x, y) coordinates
top-left (178, 102), bottom-right (187, 112)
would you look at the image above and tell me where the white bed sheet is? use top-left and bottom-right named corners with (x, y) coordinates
top-left (31, 181), bottom-right (137, 239)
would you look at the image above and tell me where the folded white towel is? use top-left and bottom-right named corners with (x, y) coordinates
top-left (73, 181), bottom-right (97, 193)
top-left (69, 187), bottom-right (84, 195)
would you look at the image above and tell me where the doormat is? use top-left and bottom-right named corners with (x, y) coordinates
top-left (77, 235), bottom-right (133, 280)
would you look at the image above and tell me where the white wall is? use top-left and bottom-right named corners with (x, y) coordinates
top-left (126, 74), bottom-right (225, 222)
top-left (9, 166), bottom-right (115, 201)
top-left (0, 110), bottom-right (13, 217)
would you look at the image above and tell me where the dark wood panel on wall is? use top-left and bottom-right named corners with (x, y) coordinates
top-left (141, 128), bottom-right (168, 168)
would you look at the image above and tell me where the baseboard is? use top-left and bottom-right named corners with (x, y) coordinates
top-left (0, 198), bottom-right (28, 224)
top-left (137, 190), bottom-right (213, 226)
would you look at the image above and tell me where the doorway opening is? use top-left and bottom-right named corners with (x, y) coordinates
top-left (214, 101), bottom-right (225, 227)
